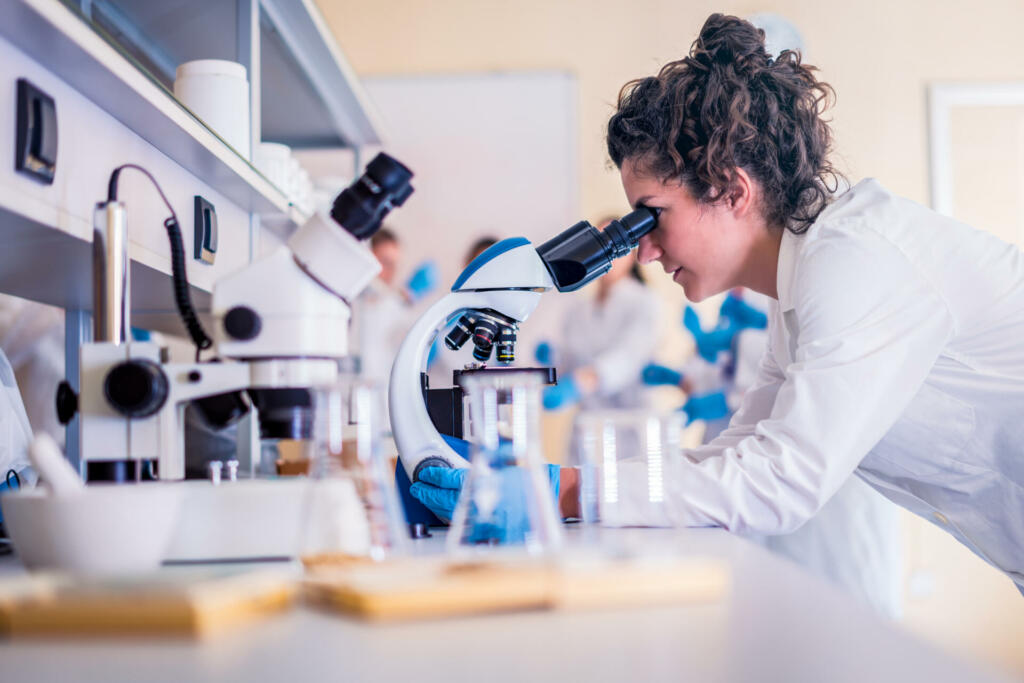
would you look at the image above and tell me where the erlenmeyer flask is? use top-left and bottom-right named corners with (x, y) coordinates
top-left (301, 377), bottom-right (407, 561)
top-left (446, 370), bottom-right (563, 556)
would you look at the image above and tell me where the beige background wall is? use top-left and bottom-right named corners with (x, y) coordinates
top-left (314, 0), bottom-right (1024, 674)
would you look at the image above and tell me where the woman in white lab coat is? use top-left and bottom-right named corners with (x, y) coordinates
top-left (602, 13), bottom-right (1024, 592)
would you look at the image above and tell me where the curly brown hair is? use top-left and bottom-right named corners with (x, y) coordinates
top-left (607, 13), bottom-right (842, 234)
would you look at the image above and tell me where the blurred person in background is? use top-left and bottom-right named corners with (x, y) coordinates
top-left (351, 228), bottom-right (438, 395)
top-left (540, 216), bottom-right (660, 413)
top-left (0, 295), bottom-right (64, 448)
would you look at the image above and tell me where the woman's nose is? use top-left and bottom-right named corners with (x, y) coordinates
top-left (636, 234), bottom-right (661, 265)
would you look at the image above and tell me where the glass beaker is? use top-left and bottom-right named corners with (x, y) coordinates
top-left (571, 410), bottom-right (684, 527)
top-left (446, 370), bottom-right (563, 555)
top-left (300, 377), bottom-right (407, 561)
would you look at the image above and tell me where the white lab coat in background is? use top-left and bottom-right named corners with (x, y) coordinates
top-left (559, 277), bottom-right (660, 410)
top-left (612, 179), bottom-right (1024, 592)
top-left (350, 280), bottom-right (415, 424)
top-left (0, 348), bottom-right (35, 481)
top-left (0, 296), bottom-right (64, 447)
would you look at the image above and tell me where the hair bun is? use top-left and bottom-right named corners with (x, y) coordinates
top-left (693, 13), bottom-right (770, 71)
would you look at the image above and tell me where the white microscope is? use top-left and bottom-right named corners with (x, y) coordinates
top-left (390, 207), bottom-right (659, 484)
top-left (59, 153), bottom-right (414, 483)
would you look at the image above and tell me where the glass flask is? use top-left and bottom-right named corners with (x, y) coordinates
top-left (446, 370), bottom-right (563, 556)
top-left (571, 410), bottom-right (684, 527)
top-left (300, 377), bottom-right (407, 561)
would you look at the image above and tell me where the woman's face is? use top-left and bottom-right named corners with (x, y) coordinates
top-left (621, 159), bottom-right (756, 302)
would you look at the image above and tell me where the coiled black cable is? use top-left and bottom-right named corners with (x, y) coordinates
top-left (106, 164), bottom-right (213, 358)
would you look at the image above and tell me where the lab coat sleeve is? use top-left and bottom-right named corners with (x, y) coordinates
top-left (590, 290), bottom-right (660, 396)
top-left (616, 224), bottom-right (956, 532)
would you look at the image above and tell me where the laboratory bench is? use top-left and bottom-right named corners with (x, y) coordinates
top-left (0, 527), bottom-right (1013, 683)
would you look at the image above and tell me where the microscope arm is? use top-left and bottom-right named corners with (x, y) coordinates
top-left (389, 289), bottom-right (544, 481)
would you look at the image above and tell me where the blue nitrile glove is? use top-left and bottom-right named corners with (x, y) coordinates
top-left (681, 391), bottom-right (730, 425)
top-left (542, 375), bottom-right (580, 410)
top-left (130, 327), bottom-right (152, 342)
top-left (642, 363), bottom-right (684, 387)
top-left (719, 292), bottom-right (768, 331)
top-left (534, 341), bottom-right (553, 366)
top-left (405, 261), bottom-right (439, 301)
top-left (409, 463), bottom-right (561, 534)
top-left (683, 306), bottom-right (735, 363)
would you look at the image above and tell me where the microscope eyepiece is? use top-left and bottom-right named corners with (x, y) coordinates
top-left (330, 153), bottom-right (414, 240)
top-left (536, 206), bottom-right (658, 292)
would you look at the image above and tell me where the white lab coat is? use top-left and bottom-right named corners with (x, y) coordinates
top-left (0, 296), bottom-right (64, 446)
top-left (559, 277), bottom-right (660, 411)
top-left (0, 348), bottom-right (34, 481)
top-left (350, 280), bottom-right (414, 392)
top-left (614, 179), bottom-right (1024, 592)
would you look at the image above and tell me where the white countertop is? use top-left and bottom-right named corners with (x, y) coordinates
top-left (0, 527), bottom-right (1011, 683)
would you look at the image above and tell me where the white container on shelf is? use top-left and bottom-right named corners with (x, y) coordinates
top-left (174, 59), bottom-right (251, 159)
top-left (254, 142), bottom-right (293, 195)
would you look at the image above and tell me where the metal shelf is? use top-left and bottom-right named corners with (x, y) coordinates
top-left (259, 0), bottom-right (385, 148)
top-left (0, 0), bottom-right (375, 237)
top-left (0, 0), bottom-right (294, 220)
top-left (56, 0), bottom-right (385, 149)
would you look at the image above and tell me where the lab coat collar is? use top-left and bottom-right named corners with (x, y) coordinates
top-left (776, 229), bottom-right (800, 312)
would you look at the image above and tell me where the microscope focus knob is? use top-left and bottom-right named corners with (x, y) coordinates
top-left (55, 380), bottom-right (78, 425)
top-left (103, 359), bottom-right (169, 418)
top-left (224, 306), bottom-right (262, 341)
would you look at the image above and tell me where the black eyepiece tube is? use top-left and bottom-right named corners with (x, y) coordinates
top-left (603, 206), bottom-right (659, 258)
top-left (536, 206), bottom-right (658, 292)
top-left (330, 152), bottom-right (414, 240)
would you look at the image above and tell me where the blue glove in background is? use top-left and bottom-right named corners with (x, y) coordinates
top-left (405, 261), bottom-right (439, 301)
top-left (425, 337), bottom-right (440, 369)
top-left (682, 391), bottom-right (730, 425)
top-left (642, 363), bottom-right (684, 387)
top-left (719, 292), bottom-right (768, 331)
top-left (534, 341), bottom-right (553, 366)
top-left (0, 470), bottom-right (22, 525)
top-left (409, 463), bottom-right (561, 540)
top-left (683, 306), bottom-right (735, 363)
top-left (542, 375), bottom-right (580, 410)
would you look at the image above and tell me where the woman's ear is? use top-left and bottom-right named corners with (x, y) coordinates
top-left (727, 167), bottom-right (755, 217)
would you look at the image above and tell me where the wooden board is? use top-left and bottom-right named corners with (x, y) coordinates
top-left (304, 554), bottom-right (728, 622)
top-left (0, 569), bottom-right (295, 638)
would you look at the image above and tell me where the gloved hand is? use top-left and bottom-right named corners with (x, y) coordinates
top-left (405, 261), bottom-right (439, 301)
top-left (542, 375), bottom-right (580, 410)
top-left (534, 341), bottom-right (554, 366)
top-left (719, 292), bottom-right (768, 331)
top-left (641, 363), bottom-right (684, 387)
top-left (409, 464), bottom-right (561, 543)
top-left (681, 391), bottom-right (730, 425)
top-left (683, 306), bottom-right (735, 363)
